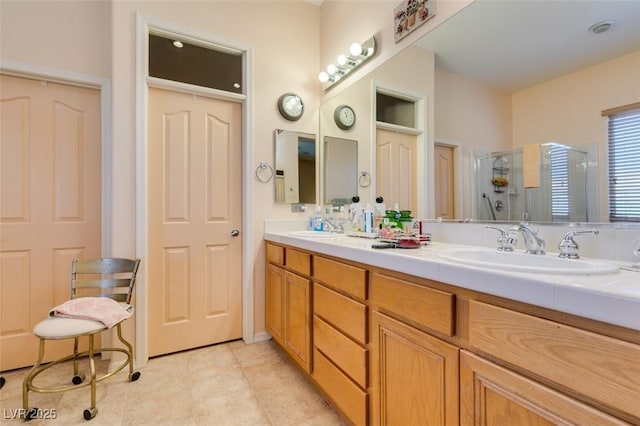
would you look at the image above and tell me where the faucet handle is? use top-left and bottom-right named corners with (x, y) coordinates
top-left (558, 229), bottom-right (599, 259)
top-left (486, 226), bottom-right (517, 251)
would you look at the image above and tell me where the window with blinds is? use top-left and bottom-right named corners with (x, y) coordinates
top-left (549, 145), bottom-right (569, 220)
top-left (606, 105), bottom-right (640, 222)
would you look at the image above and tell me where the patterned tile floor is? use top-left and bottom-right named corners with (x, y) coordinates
top-left (0, 340), bottom-right (346, 425)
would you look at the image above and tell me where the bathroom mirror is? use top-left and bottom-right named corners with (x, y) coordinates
top-left (318, 0), bottom-right (640, 223)
top-left (323, 136), bottom-right (357, 205)
top-left (274, 129), bottom-right (316, 204)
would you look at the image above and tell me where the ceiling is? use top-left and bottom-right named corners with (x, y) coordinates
top-left (415, 0), bottom-right (640, 92)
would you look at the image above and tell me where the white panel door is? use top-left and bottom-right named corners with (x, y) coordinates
top-left (148, 87), bottom-right (242, 357)
top-left (376, 128), bottom-right (417, 214)
top-left (0, 75), bottom-right (102, 370)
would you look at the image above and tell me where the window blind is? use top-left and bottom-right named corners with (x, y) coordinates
top-left (549, 145), bottom-right (569, 220)
top-left (607, 108), bottom-right (640, 222)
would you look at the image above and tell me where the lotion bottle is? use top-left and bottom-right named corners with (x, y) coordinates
top-left (363, 203), bottom-right (374, 234)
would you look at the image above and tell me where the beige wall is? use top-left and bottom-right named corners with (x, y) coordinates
top-left (435, 66), bottom-right (512, 219)
top-left (512, 50), bottom-right (640, 221)
top-left (0, 0), bottom-right (111, 77)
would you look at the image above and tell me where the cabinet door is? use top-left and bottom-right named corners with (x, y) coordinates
top-left (285, 271), bottom-right (312, 373)
top-left (371, 311), bottom-right (459, 426)
top-left (460, 350), bottom-right (629, 426)
top-left (266, 263), bottom-right (285, 344)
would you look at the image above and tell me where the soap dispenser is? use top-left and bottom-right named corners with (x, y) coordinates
top-left (311, 205), bottom-right (324, 231)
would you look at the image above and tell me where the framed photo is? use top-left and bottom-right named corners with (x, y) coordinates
top-left (394, 0), bottom-right (436, 42)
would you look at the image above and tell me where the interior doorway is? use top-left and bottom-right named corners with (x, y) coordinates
top-left (140, 22), bottom-right (250, 358)
top-left (376, 128), bottom-right (418, 214)
top-left (434, 143), bottom-right (455, 219)
top-left (147, 87), bottom-right (243, 356)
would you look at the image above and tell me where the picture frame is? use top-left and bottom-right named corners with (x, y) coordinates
top-left (394, 0), bottom-right (436, 42)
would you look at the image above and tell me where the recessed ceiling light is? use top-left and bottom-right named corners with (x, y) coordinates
top-left (173, 40), bottom-right (184, 48)
top-left (588, 20), bottom-right (614, 34)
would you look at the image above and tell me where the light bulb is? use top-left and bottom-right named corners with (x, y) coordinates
top-left (350, 42), bottom-right (363, 56)
top-left (337, 54), bottom-right (347, 66)
top-left (173, 40), bottom-right (184, 48)
top-left (327, 64), bottom-right (337, 75)
top-left (318, 71), bottom-right (329, 83)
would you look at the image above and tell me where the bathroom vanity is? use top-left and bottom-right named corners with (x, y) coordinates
top-left (264, 231), bottom-right (640, 425)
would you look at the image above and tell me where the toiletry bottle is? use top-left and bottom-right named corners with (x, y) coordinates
top-left (373, 196), bottom-right (385, 230)
top-left (363, 203), bottom-right (374, 234)
top-left (349, 196), bottom-right (363, 232)
top-left (312, 205), bottom-right (324, 231)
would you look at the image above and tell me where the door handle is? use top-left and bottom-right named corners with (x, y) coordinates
top-left (230, 229), bottom-right (240, 237)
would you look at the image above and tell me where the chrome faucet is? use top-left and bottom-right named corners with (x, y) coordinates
top-left (486, 226), bottom-right (517, 251)
top-left (509, 223), bottom-right (545, 254)
top-left (558, 229), bottom-right (599, 259)
top-left (319, 217), bottom-right (343, 233)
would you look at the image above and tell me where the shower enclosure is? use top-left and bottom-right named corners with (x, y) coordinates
top-left (473, 143), bottom-right (594, 222)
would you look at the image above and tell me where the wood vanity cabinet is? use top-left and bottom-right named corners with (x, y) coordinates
top-left (312, 256), bottom-right (368, 426)
top-left (370, 273), bottom-right (459, 426)
top-left (370, 311), bottom-right (459, 426)
top-left (465, 300), bottom-right (640, 425)
top-left (265, 244), bottom-right (312, 373)
top-left (460, 350), bottom-right (629, 425)
top-left (265, 242), bottom-right (640, 425)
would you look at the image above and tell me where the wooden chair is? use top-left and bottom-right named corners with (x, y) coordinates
top-left (22, 258), bottom-right (141, 421)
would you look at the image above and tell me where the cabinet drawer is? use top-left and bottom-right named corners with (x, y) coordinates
top-left (313, 256), bottom-right (367, 300)
top-left (469, 300), bottom-right (640, 419)
top-left (314, 316), bottom-right (367, 388)
top-left (371, 273), bottom-right (455, 336)
top-left (314, 283), bottom-right (367, 344)
top-left (313, 349), bottom-right (368, 426)
top-left (266, 243), bottom-right (284, 265)
top-left (286, 248), bottom-right (311, 276)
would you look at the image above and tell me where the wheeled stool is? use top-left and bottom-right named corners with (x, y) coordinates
top-left (22, 258), bottom-right (141, 421)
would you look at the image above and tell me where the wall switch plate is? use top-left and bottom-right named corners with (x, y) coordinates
top-left (291, 204), bottom-right (307, 213)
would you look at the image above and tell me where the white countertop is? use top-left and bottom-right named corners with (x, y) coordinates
top-left (264, 231), bottom-right (640, 331)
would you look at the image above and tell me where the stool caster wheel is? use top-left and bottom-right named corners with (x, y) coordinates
top-left (24, 407), bottom-right (38, 421)
top-left (129, 371), bottom-right (141, 382)
top-left (72, 373), bottom-right (85, 385)
top-left (83, 407), bottom-right (98, 420)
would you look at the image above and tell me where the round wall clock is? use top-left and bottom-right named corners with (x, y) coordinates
top-left (277, 93), bottom-right (304, 121)
top-left (334, 105), bottom-right (356, 130)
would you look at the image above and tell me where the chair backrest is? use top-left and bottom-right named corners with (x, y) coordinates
top-left (71, 258), bottom-right (141, 304)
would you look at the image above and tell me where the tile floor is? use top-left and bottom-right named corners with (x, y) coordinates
top-left (0, 339), bottom-right (347, 425)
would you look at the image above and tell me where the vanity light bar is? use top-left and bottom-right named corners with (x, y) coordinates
top-left (319, 36), bottom-right (377, 91)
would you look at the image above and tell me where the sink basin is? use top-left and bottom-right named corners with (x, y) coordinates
top-left (287, 230), bottom-right (343, 238)
top-left (437, 248), bottom-right (619, 275)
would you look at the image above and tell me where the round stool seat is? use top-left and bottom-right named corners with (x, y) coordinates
top-left (34, 317), bottom-right (106, 339)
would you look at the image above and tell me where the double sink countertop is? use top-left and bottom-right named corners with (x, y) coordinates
top-left (264, 230), bottom-right (640, 332)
